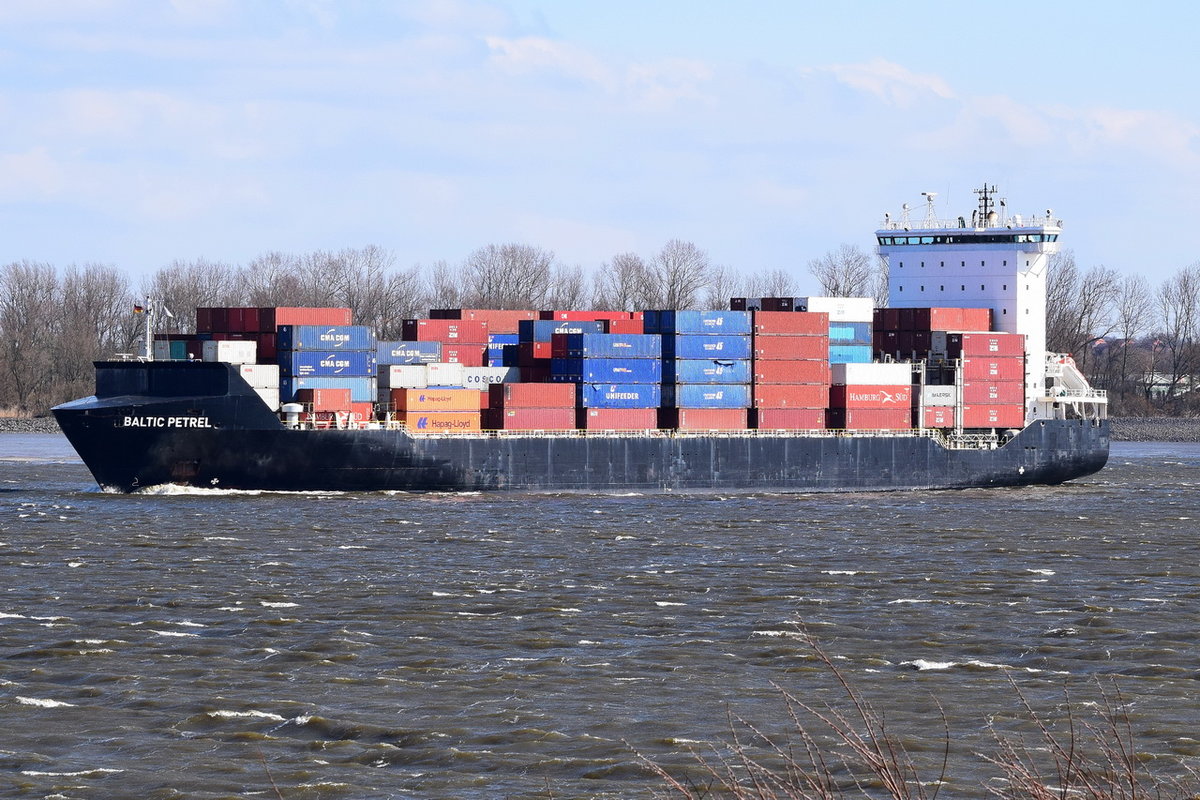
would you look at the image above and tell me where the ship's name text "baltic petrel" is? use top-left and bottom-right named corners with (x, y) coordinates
top-left (122, 416), bottom-right (212, 428)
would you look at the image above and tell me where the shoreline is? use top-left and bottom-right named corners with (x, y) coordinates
top-left (3, 416), bottom-right (1199, 441)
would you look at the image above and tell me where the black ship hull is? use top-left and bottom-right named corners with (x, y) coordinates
top-left (53, 362), bottom-right (1109, 493)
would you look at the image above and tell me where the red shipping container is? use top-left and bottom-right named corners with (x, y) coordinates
top-left (489, 382), bottom-right (576, 408)
top-left (920, 406), bottom-right (955, 428)
top-left (760, 297), bottom-right (795, 312)
top-left (211, 307), bottom-right (229, 332)
top-left (752, 359), bottom-right (831, 385)
top-left (829, 384), bottom-right (912, 408)
top-left (269, 307), bottom-right (354, 328)
top-left (729, 298), bottom-right (748, 311)
top-left (942, 331), bottom-right (1025, 358)
top-left (897, 331), bottom-right (914, 355)
top-left (439, 345), bottom-right (486, 366)
top-left (299, 403), bottom-right (374, 425)
top-left (539, 310), bottom-right (633, 322)
top-left (898, 307), bottom-right (916, 331)
top-left (961, 356), bottom-right (1025, 382)
top-left (962, 404), bottom-right (1025, 428)
top-left (909, 307), bottom-right (962, 331)
top-left (256, 333), bottom-right (277, 362)
top-left (752, 384), bottom-right (829, 409)
top-left (483, 407), bottom-right (576, 430)
top-left (227, 307), bottom-right (246, 333)
top-left (196, 307), bottom-right (214, 333)
top-left (518, 341), bottom-right (552, 364)
top-left (752, 408), bottom-right (827, 430)
top-left (604, 318), bottom-right (644, 334)
top-left (911, 330), bottom-right (931, 355)
top-left (430, 309), bottom-right (538, 333)
top-left (576, 408), bottom-right (658, 430)
top-left (242, 307), bottom-right (260, 333)
top-left (400, 410), bottom-right (481, 433)
top-left (962, 380), bottom-right (1024, 404)
top-left (752, 335), bottom-right (830, 360)
top-left (825, 408), bottom-right (911, 430)
top-left (960, 308), bottom-right (992, 332)
top-left (752, 311), bottom-right (828, 335)
top-left (296, 387), bottom-right (353, 411)
top-left (659, 408), bottom-right (748, 430)
top-left (401, 318), bottom-right (490, 342)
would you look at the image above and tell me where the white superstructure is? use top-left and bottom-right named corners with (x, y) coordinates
top-left (875, 185), bottom-right (1091, 421)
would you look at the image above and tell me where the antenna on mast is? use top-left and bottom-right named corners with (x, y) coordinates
top-left (921, 191), bottom-right (938, 225)
top-left (974, 183), bottom-right (998, 227)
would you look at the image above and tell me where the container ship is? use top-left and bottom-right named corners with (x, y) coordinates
top-left (53, 186), bottom-right (1109, 493)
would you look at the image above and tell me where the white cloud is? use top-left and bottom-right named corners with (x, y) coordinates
top-left (0, 147), bottom-right (66, 199)
top-left (485, 35), bottom-right (617, 90)
top-left (625, 58), bottom-right (715, 110)
top-left (816, 57), bottom-right (955, 108)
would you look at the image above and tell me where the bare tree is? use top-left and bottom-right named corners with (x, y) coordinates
top-left (546, 264), bottom-right (590, 311)
top-left (0, 261), bottom-right (59, 413)
top-left (649, 239), bottom-right (711, 310)
top-left (593, 252), bottom-right (654, 311)
top-left (1045, 251), bottom-right (1120, 371)
top-left (141, 259), bottom-right (239, 333)
top-left (460, 243), bottom-right (555, 309)
top-left (55, 264), bottom-right (139, 398)
top-left (1107, 274), bottom-right (1152, 405)
top-left (1154, 263), bottom-right (1200, 406)
top-left (808, 244), bottom-right (874, 297)
top-left (703, 264), bottom-right (741, 311)
top-left (743, 268), bottom-right (796, 299)
top-left (240, 251), bottom-right (305, 306)
top-left (426, 259), bottom-right (461, 312)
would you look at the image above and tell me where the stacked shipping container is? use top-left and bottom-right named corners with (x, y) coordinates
top-left (749, 311), bottom-right (831, 430)
top-left (649, 310), bottom-right (752, 430)
top-left (827, 362), bottom-right (913, 430)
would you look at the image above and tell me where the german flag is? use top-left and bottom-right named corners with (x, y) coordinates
top-left (133, 303), bottom-right (145, 314)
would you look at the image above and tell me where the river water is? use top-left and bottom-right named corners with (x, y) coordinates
top-left (2, 434), bottom-right (1199, 799)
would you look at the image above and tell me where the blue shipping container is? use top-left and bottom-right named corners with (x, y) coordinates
top-left (501, 344), bottom-right (521, 367)
top-left (662, 358), bottom-right (752, 384)
top-left (518, 319), bottom-right (606, 342)
top-left (662, 383), bottom-right (751, 409)
top-left (377, 340), bottom-right (441, 365)
top-left (828, 321), bottom-right (873, 344)
top-left (550, 357), bottom-right (662, 384)
top-left (279, 350), bottom-right (377, 377)
top-left (280, 376), bottom-right (376, 403)
top-left (559, 333), bottom-right (661, 359)
top-left (488, 333), bottom-right (520, 346)
top-left (278, 325), bottom-right (375, 351)
top-left (576, 382), bottom-right (662, 409)
top-left (661, 334), bottom-right (752, 360)
top-left (645, 310), bottom-right (752, 336)
top-left (829, 345), bottom-right (874, 364)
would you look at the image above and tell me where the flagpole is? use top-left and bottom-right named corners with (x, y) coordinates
top-left (144, 296), bottom-right (154, 360)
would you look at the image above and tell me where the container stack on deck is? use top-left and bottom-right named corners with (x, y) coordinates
top-left (555, 331), bottom-right (663, 430)
top-left (650, 310), bottom-right (752, 430)
top-left (828, 362), bottom-right (913, 430)
top-left (277, 323), bottom-right (377, 416)
top-left (749, 310), bottom-right (831, 430)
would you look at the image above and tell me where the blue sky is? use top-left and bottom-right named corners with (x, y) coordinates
top-left (1, 0), bottom-right (1196, 291)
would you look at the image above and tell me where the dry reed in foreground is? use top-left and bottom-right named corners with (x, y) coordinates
top-left (639, 638), bottom-right (1197, 800)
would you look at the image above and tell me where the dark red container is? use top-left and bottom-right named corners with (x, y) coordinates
top-left (196, 307), bottom-right (214, 333)
top-left (489, 382), bottom-right (575, 408)
top-left (752, 408), bottom-right (827, 430)
top-left (518, 365), bottom-right (551, 383)
top-left (898, 307), bottom-right (916, 331)
top-left (962, 404), bottom-right (1025, 428)
top-left (751, 384), bottom-right (829, 409)
top-left (256, 333), bottom-right (277, 362)
top-left (401, 318), bottom-right (490, 343)
top-left (825, 408), bottom-right (911, 430)
top-left (242, 307), bottom-right (260, 334)
top-left (896, 330), bottom-right (933, 356)
top-left (752, 335), bottom-right (830, 360)
top-left (962, 380), bottom-right (1024, 404)
top-left (211, 307), bottom-right (229, 332)
top-left (729, 297), bottom-right (748, 311)
top-left (873, 330), bottom-right (900, 356)
top-left (752, 311), bottom-right (828, 336)
top-left (961, 356), bottom-right (1025, 382)
top-left (876, 308), bottom-right (902, 331)
top-left (760, 297), bottom-right (795, 312)
top-left (658, 407), bottom-right (748, 430)
top-left (484, 407), bottom-right (576, 430)
top-left (752, 360), bottom-right (830, 385)
top-left (942, 331), bottom-right (1025, 358)
top-left (431, 309), bottom-right (538, 333)
top-left (576, 407), bottom-right (658, 430)
top-left (829, 384), bottom-right (912, 408)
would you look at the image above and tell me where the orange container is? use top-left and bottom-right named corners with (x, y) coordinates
top-left (752, 360), bottom-right (831, 385)
top-left (961, 404), bottom-right (1025, 428)
top-left (752, 408), bottom-right (827, 429)
top-left (391, 388), bottom-right (481, 412)
top-left (399, 411), bottom-right (481, 433)
top-left (751, 384), bottom-right (829, 409)
top-left (752, 335), bottom-right (830, 360)
top-left (752, 311), bottom-right (829, 335)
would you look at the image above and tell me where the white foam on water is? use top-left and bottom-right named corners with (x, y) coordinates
top-left (822, 570), bottom-right (861, 575)
top-left (16, 696), bottom-right (77, 708)
top-left (888, 598), bottom-right (933, 604)
top-left (0, 612), bottom-right (26, 619)
top-left (152, 630), bottom-right (199, 638)
top-left (1026, 569), bottom-right (1056, 576)
top-left (751, 629), bottom-right (805, 638)
top-left (902, 659), bottom-right (957, 671)
top-left (260, 601), bottom-right (299, 608)
top-left (21, 768), bottom-right (124, 777)
top-left (207, 709), bottom-right (287, 722)
top-left (655, 601), bottom-right (685, 607)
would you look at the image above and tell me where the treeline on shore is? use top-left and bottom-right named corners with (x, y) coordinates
top-left (1, 241), bottom-right (1198, 417)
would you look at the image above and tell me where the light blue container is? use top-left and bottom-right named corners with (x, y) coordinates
top-left (828, 321), bottom-right (873, 345)
top-left (660, 334), bottom-right (752, 360)
top-left (661, 358), bottom-right (752, 384)
top-left (280, 375), bottom-right (376, 403)
top-left (828, 345), bottom-right (874, 364)
top-left (377, 340), bottom-right (441, 365)
top-left (661, 383), bottom-right (751, 408)
top-left (576, 382), bottom-right (662, 409)
top-left (277, 325), bottom-right (375, 351)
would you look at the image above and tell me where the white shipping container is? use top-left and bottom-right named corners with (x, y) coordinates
top-left (152, 340), bottom-right (172, 361)
top-left (832, 362), bottom-right (912, 386)
top-left (425, 361), bottom-right (466, 387)
top-left (462, 366), bottom-right (520, 388)
top-left (254, 387), bottom-right (280, 411)
top-left (202, 339), bottom-right (258, 365)
top-left (237, 363), bottom-right (280, 390)
top-left (799, 296), bottom-right (874, 322)
top-left (379, 365), bottom-right (427, 389)
top-left (921, 385), bottom-right (956, 407)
